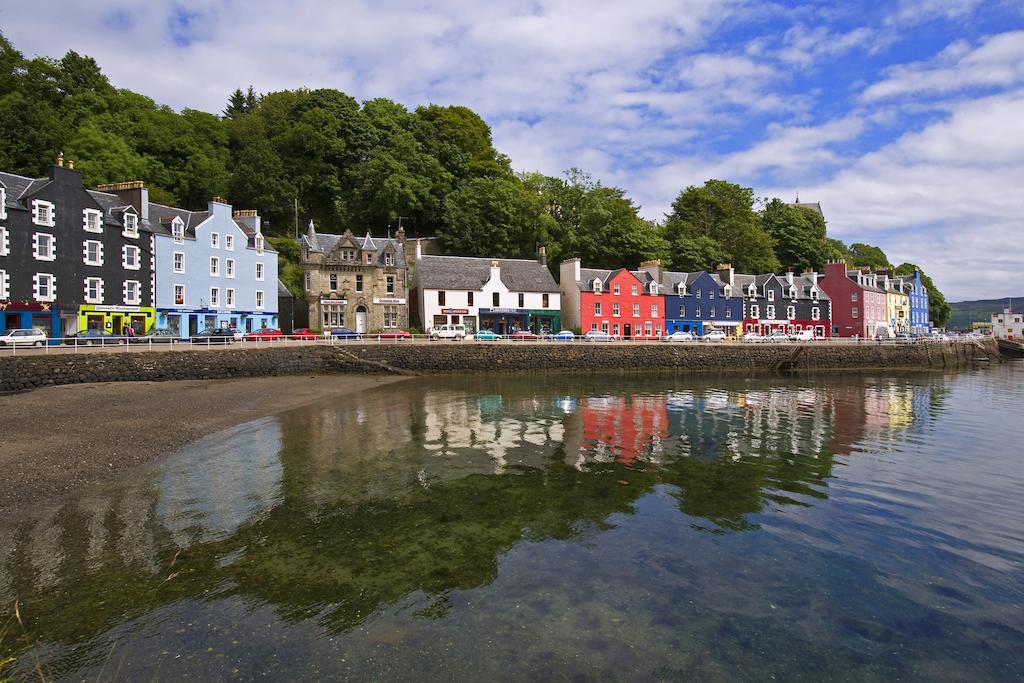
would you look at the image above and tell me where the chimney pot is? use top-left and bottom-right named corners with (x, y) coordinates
top-left (67, 159), bottom-right (74, 169)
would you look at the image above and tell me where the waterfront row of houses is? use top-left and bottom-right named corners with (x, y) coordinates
top-left (0, 160), bottom-right (280, 338)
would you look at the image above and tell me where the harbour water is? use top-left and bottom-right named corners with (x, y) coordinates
top-left (2, 366), bottom-right (1023, 681)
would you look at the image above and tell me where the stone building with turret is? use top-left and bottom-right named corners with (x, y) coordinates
top-left (300, 222), bottom-right (408, 333)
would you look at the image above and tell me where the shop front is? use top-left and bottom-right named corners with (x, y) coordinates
top-left (528, 309), bottom-right (561, 335)
top-left (478, 307), bottom-right (529, 335)
top-left (431, 308), bottom-right (475, 334)
top-left (78, 305), bottom-right (156, 336)
top-left (0, 300), bottom-right (61, 341)
top-left (158, 309), bottom-right (277, 338)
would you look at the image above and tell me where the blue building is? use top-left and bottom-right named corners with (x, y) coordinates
top-left (641, 262), bottom-right (744, 336)
top-left (897, 271), bottom-right (930, 334)
top-left (96, 184), bottom-right (278, 338)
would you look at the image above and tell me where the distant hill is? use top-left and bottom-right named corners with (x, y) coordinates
top-left (948, 297), bottom-right (1024, 330)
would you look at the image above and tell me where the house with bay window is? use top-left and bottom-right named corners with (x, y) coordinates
top-left (301, 221), bottom-right (408, 333)
top-left (95, 182), bottom-right (278, 338)
top-left (560, 258), bottom-right (664, 338)
top-left (0, 160), bottom-right (155, 337)
top-left (415, 248), bottom-right (559, 335)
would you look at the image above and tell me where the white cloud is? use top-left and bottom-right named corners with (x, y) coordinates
top-left (886, 0), bottom-right (985, 26)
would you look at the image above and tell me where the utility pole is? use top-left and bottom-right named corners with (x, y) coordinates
top-left (294, 197), bottom-right (299, 239)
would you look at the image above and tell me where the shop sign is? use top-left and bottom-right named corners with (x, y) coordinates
top-left (442, 308), bottom-right (469, 315)
top-left (479, 307), bottom-right (527, 315)
top-left (0, 300), bottom-right (53, 312)
top-left (92, 305), bottom-right (142, 313)
top-left (373, 297), bottom-right (406, 304)
top-left (320, 298), bottom-right (348, 305)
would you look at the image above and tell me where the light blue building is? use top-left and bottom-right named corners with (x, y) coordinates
top-left (99, 185), bottom-right (279, 338)
top-left (897, 271), bottom-right (931, 334)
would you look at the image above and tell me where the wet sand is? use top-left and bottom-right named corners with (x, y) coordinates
top-left (0, 374), bottom-right (409, 514)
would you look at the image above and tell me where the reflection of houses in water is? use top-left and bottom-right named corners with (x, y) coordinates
top-left (578, 394), bottom-right (670, 466)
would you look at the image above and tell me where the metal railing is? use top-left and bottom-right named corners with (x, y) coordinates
top-left (0, 332), bottom-right (972, 355)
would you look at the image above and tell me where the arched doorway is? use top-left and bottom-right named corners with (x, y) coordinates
top-left (355, 305), bottom-right (368, 334)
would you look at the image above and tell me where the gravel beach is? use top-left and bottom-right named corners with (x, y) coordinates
top-left (0, 374), bottom-right (408, 515)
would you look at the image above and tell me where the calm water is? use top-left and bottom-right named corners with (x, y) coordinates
top-left (2, 366), bottom-right (1023, 681)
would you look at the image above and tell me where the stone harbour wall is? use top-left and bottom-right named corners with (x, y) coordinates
top-left (0, 340), bottom-right (993, 393)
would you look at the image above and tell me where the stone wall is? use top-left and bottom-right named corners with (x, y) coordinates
top-left (0, 340), bottom-right (992, 393)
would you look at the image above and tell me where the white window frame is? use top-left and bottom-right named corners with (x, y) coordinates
top-left (0, 226), bottom-right (10, 256)
top-left (632, 303), bottom-right (640, 317)
top-left (123, 279), bottom-right (141, 306)
top-left (767, 290), bottom-right (775, 302)
top-left (210, 256), bottom-right (220, 277)
top-left (612, 302), bottom-right (620, 317)
top-left (34, 273), bottom-right (56, 302)
top-left (84, 277), bottom-right (104, 304)
top-left (787, 305), bottom-right (796, 319)
top-left (226, 288), bottom-right (235, 307)
top-left (0, 269), bottom-right (8, 299)
top-left (751, 305), bottom-right (760, 318)
top-left (122, 244), bottom-right (140, 270)
top-left (255, 262), bottom-right (265, 281)
top-left (255, 235), bottom-right (264, 254)
top-left (767, 305), bottom-right (775, 319)
top-left (677, 282), bottom-right (686, 295)
top-left (811, 307), bottom-right (821, 321)
top-left (83, 208), bottom-right (103, 233)
top-left (122, 211), bottom-right (139, 238)
top-left (173, 252), bottom-right (185, 273)
top-left (593, 279), bottom-right (602, 293)
top-left (211, 232), bottom-right (220, 249)
top-left (32, 200), bottom-right (55, 227)
top-left (210, 287), bottom-right (220, 308)
top-left (648, 282), bottom-right (658, 295)
top-left (225, 234), bottom-right (234, 251)
top-left (83, 239), bottom-right (103, 266)
top-left (174, 283), bottom-right (185, 306)
top-left (0, 188), bottom-right (6, 220)
top-left (385, 252), bottom-right (395, 266)
top-left (226, 258), bottom-right (235, 278)
top-left (255, 290), bottom-right (265, 309)
top-left (594, 301), bottom-right (602, 317)
top-left (172, 218), bottom-right (185, 244)
top-left (33, 233), bottom-right (56, 261)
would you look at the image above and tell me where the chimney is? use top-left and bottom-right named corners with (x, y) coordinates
top-left (786, 271), bottom-right (794, 285)
top-left (490, 259), bottom-right (501, 284)
top-left (537, 244), bottom-right (547, 266)
top-left (396, 225), bottom-right (406, 245)
top-left (415, 238), bottom-right (423, 260)
top-left (233, 208), bottom-right (261, 234)
top-left (561, 257), bottom-right (581, 283)
top-left (67, 159), bottom-right (74, 169)
top-left (95, 180), bottom-right (149, 221)
top-left (639, 259), bottom-right (662, 283)
top-left (716, 263), bottom-right (734, 285)
top-left (56, 152), bottom-right (64, 167)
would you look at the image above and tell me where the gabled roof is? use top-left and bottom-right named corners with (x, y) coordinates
top-left (301, 229), bottom-right (406, 267)
top-left (0, 171), bottom-right (34, 203)
top-left (416, 255), bottom-right (557, 292)
top-left (660, 270), bottom-right (701, 293)
top-left (277, 279), bottom-right (293, 298)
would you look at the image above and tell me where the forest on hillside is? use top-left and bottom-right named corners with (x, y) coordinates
top-left (0, 33), bottom-right (950, 324)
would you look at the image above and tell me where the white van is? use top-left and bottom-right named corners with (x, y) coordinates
top-left (429, 324), bottom-right (467, 341)
top-left (789, 329), bottom-right (815, 342)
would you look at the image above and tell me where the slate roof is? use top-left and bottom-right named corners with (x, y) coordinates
top-left (277, 279), bottom-right (293, 298)
top-left (787, 202), bottom-right (824, 219)
top-left (0, 170), bottom-right (35, 203)
top-left (846, 269), bottom-right (886, 293)
top-left (416, 255), bottom-right (557, 292)
top-left (659, 270), bottom-right (701, 294)
top-left (572, 267), bottom-right (656, 292)
top-left (302, 229), bottom-right (406, 268)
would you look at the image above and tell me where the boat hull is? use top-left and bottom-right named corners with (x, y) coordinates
top-left (996, 339), bottom-right (1024, 358)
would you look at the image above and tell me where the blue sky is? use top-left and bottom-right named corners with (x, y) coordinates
top-left (3, 0), bottom-right (1023, 300)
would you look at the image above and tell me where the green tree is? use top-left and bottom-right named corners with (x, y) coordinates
top-left (438, 176), bottom-right (545, 258)
top-left (669, 235), bottom-right (728, 271)
top-left (760, 198), bottom-right (829, 272)
top-left (846, 243), bottom-right (890, 269)
top-left (895, 263), bottom-right (952, 327)
top-left (665, 180), bottom-right (779, 273)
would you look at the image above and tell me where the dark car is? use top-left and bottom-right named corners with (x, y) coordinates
top-left (65, 329), bottom-right (125, 346)
top-left (329, 328), bottom-right (362, 340)
top-left (189, 327), bottom-right (236, 345)
top-left (131, 329), bottom-right (179, 344)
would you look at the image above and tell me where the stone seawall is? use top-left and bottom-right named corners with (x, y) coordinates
top-left (0, 340), bottom-right (993, 393)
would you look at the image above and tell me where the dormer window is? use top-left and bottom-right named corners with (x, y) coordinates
top-left (723, 286), bottom-right (732, 298)
top-left (32, 200), bottom-right (55, 227)
top-left (83, 208), bottom-right (103, 233)
top-left (748, 285), bottom-right (756, 297)
top-left (385, 252), bottom-right (395, 267)
top-left (677, 282), bottom-right (686, 295)
top-left (811, 290), bottom-right (819, 301)
top-left (123, 212), bottom-right (139, 238)
top-left (255, 235), bottom-right (264, 254)
top-left (593, 278), bottom-right (602, 293)
top-left (788, 286), bottom-right (796, 299)
top-left (342, 249), bottom-right (356, 261)
top-left (648, 282), bottom-right (658, 295)
top-left (0, 187), bottom-right (6, 220)
top-left (364, 252), bottom-right (372, 264)
top-left (172, 218), bottom-right (185, 243)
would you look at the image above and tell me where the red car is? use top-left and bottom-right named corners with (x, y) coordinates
top-left (509, 330), bottom-right (539, 341)
top-left (374, 330), bottom-right (413, 341)
top-left (245, 328), bottom-right (283, 342)
top-left (289, 328), bottom-right (320, 340)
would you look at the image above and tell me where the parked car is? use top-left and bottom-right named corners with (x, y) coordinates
top-left (374, 330), bottom-right (413, 341)
top-left (65, 329), bottom-right (125, 346)
top-left (661, 331), bottom-right (694, 342)
top-left (190, 327), bottom-right (235, 344)
top-left (895, 333), bottom-right (918, 345)
top-left (549, 330), bottom-right (576, 342)
top-left (245, 328), bottom-right (283, 342)
top-left (701, 330), bottom-right (727, 342)
top-left (0, 328), bottom-right (48, 347)
top-left (789, 329), bottom-right (815, 342)
top-left (430, 324), bottom-right (467, 341)
top-left (474, 329), bottom-right (503, 341)
top-left (509, 330), bottom-right (539, 341)
top-left (329, 328), bottom-right (362, 340)
top-left (289, 328), bottom-right (320, 340)
top-left (767, 331), bottom-right (791, 343)
top-left (742, 332), bottom-right (767, 343)
top-left (582, 330), bottom-right (615, 342)
top-left (131, 329), bottom-right (179, 344)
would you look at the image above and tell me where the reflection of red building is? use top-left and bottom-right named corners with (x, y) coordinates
top-left (582, 394), bottom-right (669, 465)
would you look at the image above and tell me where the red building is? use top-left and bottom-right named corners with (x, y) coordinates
top-left (559, 260), bottom-right (664, 338)
top-left (819, 262), bottom-right (888, 338)
top-left (581, 394), bottom-right (669, 466)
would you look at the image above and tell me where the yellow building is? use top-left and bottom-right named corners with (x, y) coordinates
top-left (876, 271), bottom-right (910, 335)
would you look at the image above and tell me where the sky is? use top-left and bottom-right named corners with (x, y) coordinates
top-left (2, 0), bottom-right (1023, 300)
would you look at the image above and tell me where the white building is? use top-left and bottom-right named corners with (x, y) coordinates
top-left (414, 248), bottom-right (561, 335)
top-left (992, 308), bottom-right (1022, 340)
